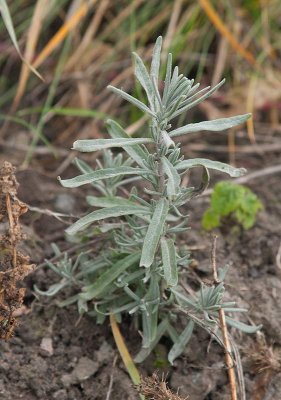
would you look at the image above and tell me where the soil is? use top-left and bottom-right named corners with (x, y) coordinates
top-left (0, 128), bottom-right (280, 400)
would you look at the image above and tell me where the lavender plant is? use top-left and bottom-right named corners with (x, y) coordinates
top-left (37, 37), bottom-right (261, 364)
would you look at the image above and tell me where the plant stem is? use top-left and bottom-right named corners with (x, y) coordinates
top-left (211, 235), bottom-right (237, 400)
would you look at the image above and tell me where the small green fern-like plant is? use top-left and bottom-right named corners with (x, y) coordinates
top-left (202, 181), bottom-right (263, 231)
top-left (37, 37), bottom-right (261, 364)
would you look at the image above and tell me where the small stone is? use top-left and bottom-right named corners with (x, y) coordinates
top-left (40, 337), bottom-right (54, 356)
top-left (61, 374), bottom-right (72, 388)
top-left (73, 357), bottom-right (98, 382)
top-left (61, 357), bottom-right (99, 387)
top-left (53, 389), bottom-right (68, 400)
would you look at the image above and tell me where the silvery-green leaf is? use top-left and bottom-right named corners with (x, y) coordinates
top-left (78, 298), bottom-right (88, 314)
top-left (107, 85), bottom-right (155, 117)
top-left (166, 323), bottom-right (179, 343)
top-left (66, 205), bottom-right (151, 235)
top-left (73, 137), bottom-right (153, 152)
top-left (59, 166), bottom-right (150, 188)
top-left (74, 158), bottom-right (93, 174)
top-left (172, 288), bottom-right (197, 309)
top-left (80, 252), bottom-right (141, 300)
top-left (141, 274), bottom-right (160, 347)
top-left (168, 320), bottom-right (194, 365)
top-left (142, 308), bottom-right (158, 349)
top-left (191, 166), bottom-right (210, 197)
top-left (34, 281), bottom-right (67, 296)
top-left (58, 294), bottom-right (79, 307)
top-left (162, 53), bottom-right (172, 104)
top-left (176, 158), bottom-right (247, 178)
top-left (161, 237), bottom-right (178, 286)
top-left (87, 196), bottom-right (139, 208)
top-left (140, 198), bottom-right (169, 268)
top-left (225, 316), bottom-right (262, 333)
top-left (135, 318), bottom-right (168, 363)
top-left (170, 79), bottom-right (225, 119)
top-left (170, 114), bottom-right (251, 137)
top-left (133, 51), bottom-right (154, 106)
top-left (162, 156), bottom-right (181, 198)
top-left (106, 119), bottom-right (148, 168)
top-left (150, 36), bottom-right (162, 83)
top-left (160, 130), bottom-right (175, 148)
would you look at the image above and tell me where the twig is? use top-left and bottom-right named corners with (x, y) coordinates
top-left (105, 355), bottom-right (118, 400)
top-left (211, 235), bottom-right (237, 400)
top-left (276, 240), bottom-right (281, 270)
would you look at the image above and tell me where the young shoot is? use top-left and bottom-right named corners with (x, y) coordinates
top-left (37, 37), bottom-right (261, 364)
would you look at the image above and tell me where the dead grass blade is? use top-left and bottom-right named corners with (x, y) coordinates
top-left (199, 0), bottom-right (257, 67)
top-left (66, 0), bottom-right (107, 71)
top-left (102, 0), bottom-right (144, 39)
top-left (109, 314), bottom-right (144, 400)
top-left (12, 0), bottom-right (48, 111)
top-left (32, 0), bottom-right (96, 70)
top-left (163, 0), bottom-right (183, 52)
top-left (0, 0), bottom-right (42, 79)
top-left (246, 75), bottom-right (258, 144)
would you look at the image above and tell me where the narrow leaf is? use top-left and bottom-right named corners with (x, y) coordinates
top-left (225, 316), bottom-right (262, 333)
top-left (176, 158), bottom-right (247, 177)
top-left (168, 320), bottom-right (194, 365)
top-left (170, 114), bottom-right (251, 137)
top-left (34, 281), bottom-right (67, 297)
top-left (81, 252), bottom-right (141, 300)
top-left (59, 166), bottom-right (150, 188)
top-left (162, 157), bottom-right (181, 198)
top-left (107, 85), bottom-right (155, 117)
top-left (106, 119), bottom-right (148, 168)
top-left (141, 274), bottom-right (160, 347)
top-left (162, 53), bottom-right (172, 104)
top-left (66, 206), bottom-right (150, 235)
top-left (161, 238), bottom-right (178, 286)
top-left (170, 79), bottom-right (225, 119)
top-left (140, 198), bottom-right (169, 268)
top-left (150, 36), bottom-right (162, 82)
top-left (191, 166), bottom-right (210, 196)
top-left (73, 137), bottom-right (153, 152)
top-left (133, 52), bottom-right (154, 105)
top-left (134, 318), bottom-right (169, 363)
top-left (87, 196), bottom-right (138, 208)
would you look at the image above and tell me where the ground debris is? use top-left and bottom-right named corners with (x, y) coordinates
top-left (0, 161), bottom-right (35, 339)
top-left (245, 332), bottom-right (281, 400)
top-left (137, 371), bottom-right (188, 400)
